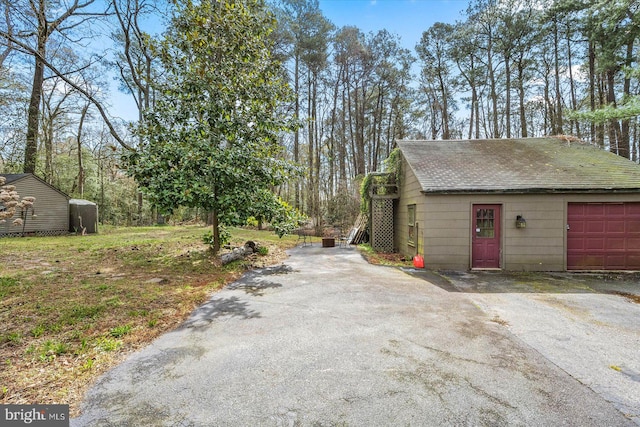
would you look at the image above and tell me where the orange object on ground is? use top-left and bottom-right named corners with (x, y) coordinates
top-left (413, 254), bottom-right (424, 268)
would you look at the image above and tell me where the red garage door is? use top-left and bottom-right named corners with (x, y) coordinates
top-left (567, 203), bottom-right (640, 270)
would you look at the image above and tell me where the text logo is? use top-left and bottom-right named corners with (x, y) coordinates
top-left (1, 405), bottom-right (69, 426)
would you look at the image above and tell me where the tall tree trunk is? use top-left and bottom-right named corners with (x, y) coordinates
top-left (339, 84), bottom-right (347, 192)
top-left (429, 88), bottom-right (439, 139)
top-left (307, 70), bottom-right (315, 224)
top-left (566, 23), bottom-right (580, 138)
top-left (596, 72), bottom-right (606, 147)
top-left (43, 113), bottom-right (53, 183)
top-left (544, 66), bottom-right (552, 134)
top-left (24, 40), bottom-right (46, 173)
top-left (606, 69), bottom-right (622, 155)
top-left (553, 19), bottom-right (563, 135)
top-left (504, 56), bottom-right (511, 138)
top-left (346, 67), bottom-right (358, 178)
top-left (293, 54), bottom-right (301, 209)
top-left (136, 84), bottom-right (145, 224)
top-left (438, 70), bottom-right (450, 140)
top-left (486, 35), bottom-right (499, 138)
top-left (371, 86), bottom-right (383, 169)
top-left (632, 118), bottom-right (638, 162)
top-left (620, 40), bottom-right (633, 159)
top-left (77, 104), bottom-right (90, 197)
top-left (517, 58), bottom-right (527, 138)
top-left (474, 80), bottom-right (480, 139)
top-left (313, 75), bottom-right (321, 229)
top-left (328, 68), bottom-right (340, 199)
top-left (211, 209), bottom-right (220, 254)
top-left (307, 71), bottom-right (321, 232)
top-left (468, 86), bottom-right (475, 140)
top-left (386, 99), bottom-right (394, 156)
top-left (457, 57), bottom-right (477, 140)
top-left (355, 83), bottom-right (366, 176)
top-left (589, 42), bottom-right (604, 147)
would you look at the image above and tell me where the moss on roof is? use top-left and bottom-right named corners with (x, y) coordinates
top-left (396, 137), bottom-right (640, 194)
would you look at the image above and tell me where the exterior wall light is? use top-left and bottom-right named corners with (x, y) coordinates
top-left (516, 215), bottom-right (527, 229)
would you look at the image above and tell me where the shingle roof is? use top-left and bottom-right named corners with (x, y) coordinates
top-left (397, 137), bottom-right (640, 194)
top-left (0, 173), bottom-right (70, 199)
top-left (0, 173), bottom-right (30, 184)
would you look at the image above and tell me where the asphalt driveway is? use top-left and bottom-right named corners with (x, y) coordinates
top-left (72, 246), bottom-right (636, 426)
top-left (412, 269), bottom-right (640, 425)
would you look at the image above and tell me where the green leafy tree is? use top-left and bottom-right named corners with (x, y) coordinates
top-left (125, 0), bottom-right (301, 253)
top-left (560, 0), bottom-right (640, 158)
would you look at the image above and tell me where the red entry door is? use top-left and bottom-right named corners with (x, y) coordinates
top-left (472, 205), bottom-right (501, 269)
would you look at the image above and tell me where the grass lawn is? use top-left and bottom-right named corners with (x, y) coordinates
top-left (0, 225), bottom-right (298, 415)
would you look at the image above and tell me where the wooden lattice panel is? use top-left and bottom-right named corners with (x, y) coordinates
top-left (372, 198), bottom-right (394, 252)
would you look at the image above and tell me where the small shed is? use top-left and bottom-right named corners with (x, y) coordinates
top-left (0, 173), bottom-right (70, 237)
top-left (393, 137), bottom-right (640, 271)
top-left (69, 199), bottom-right (99, 234)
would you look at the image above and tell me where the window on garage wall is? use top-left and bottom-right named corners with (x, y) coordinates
top-left (408, 204), bottom-right (416, 247)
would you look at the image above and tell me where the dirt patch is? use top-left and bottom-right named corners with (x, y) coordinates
top-left (359, 247), bottom-right (413, 267)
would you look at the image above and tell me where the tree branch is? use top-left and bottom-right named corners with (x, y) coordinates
top-left (0, 28), bottom-right (134, 151)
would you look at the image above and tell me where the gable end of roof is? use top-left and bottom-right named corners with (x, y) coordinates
top-left (1, 173), bottom-right (70, 199)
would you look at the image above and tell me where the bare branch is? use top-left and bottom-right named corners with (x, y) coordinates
top-left (0, 28), bottom-right (133, 150)
top-left (0, 0), bottom-right (13, 67)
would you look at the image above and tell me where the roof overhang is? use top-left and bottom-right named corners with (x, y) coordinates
top-left (420, 188), bottom-right (640, 195)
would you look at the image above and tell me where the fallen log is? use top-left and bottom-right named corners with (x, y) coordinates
top-left (220, 241), bottom-right (258, 265)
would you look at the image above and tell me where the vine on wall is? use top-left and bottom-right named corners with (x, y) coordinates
top-left (360, 148), bottom-right (402, 214)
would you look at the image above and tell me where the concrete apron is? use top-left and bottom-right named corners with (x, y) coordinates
top-left (73, 246), bottom-right (634, 426)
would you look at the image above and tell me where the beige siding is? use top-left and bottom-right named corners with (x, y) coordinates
top-left (1, 175), bottom-right (69, 236)
top-left (501, 196), bottom-right (565, 271)
top-left (394, 155), bottom-right (426, 256)
top-left (421, 195), bottom-right (473, 270)
top-left (396, 186), bottom-right (640, 271)
top-left (417, 194), bottom-right (568, 271)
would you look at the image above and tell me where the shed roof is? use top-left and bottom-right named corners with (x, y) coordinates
top-left (0, 173), bottom-right (70, 199)
top-left (396, 137), bottom-right (640, 194)
top-left (69, 199), bottom-right (97, 206)
top-left (1, 173), bottom-right (30, 184)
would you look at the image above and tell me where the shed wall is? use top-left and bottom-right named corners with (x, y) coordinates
top-left (69, 201), bottom-right (99, 234)
top-left (0, 175), bottom-right (69, 236)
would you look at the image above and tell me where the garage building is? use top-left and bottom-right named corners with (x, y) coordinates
top-left (393, 137), bottom-right (640, 271)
